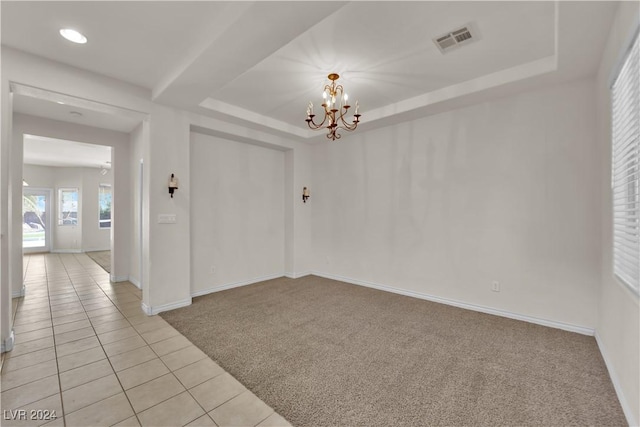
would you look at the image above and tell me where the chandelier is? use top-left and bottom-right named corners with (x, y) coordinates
top-left (305, 73), bottom-right (361, 140)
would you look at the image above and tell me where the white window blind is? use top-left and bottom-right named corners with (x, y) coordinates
top-left (612, 32), bottom-right (640, 295)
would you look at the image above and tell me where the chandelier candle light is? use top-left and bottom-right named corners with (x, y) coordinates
top-left (305, 73), bottom-right (361, 140)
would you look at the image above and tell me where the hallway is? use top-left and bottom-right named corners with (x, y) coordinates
top-left (1, 253), bottom-right (289, 427)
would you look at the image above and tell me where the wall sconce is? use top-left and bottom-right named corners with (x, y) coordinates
top-left (302, 187), bottom-right (310, 203)
top-left (169, 173), bottom-right (178, 198)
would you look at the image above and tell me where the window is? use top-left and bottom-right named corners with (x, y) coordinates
top-left (99, 184), bottom-right (112, 229)
top-left (58, 188), bottom-right (79, 226)
top-left (612, 31), bottom-right (639, 295)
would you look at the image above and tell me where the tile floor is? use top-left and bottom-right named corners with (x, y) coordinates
top-left (1, 253), bottom-right (291, 427)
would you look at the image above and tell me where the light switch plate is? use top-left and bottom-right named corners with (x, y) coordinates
top-left (158, 214), bottom-right (177, 224)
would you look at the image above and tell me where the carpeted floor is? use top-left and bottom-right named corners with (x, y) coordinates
top-left (160, 275), bottom-right (626, 427)
top-left (86, 250), bottom-right (110, 273)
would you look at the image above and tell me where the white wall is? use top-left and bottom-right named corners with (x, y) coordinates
top-left (110, 122), bottom-right (132, 282)
top-left (128, 122), bottom-right (145, 288)
top-left (311, 78), bottom-right (600, 332)
top-left (142, 105), bottom-right (312, 314)
top-left (23, 164), bottom-right (113, 252)
top-left (1, 79), bottom-right (14, 351)
top-left (190, 133), bottom-right (285, 295)
top-left (595, 2), bottom-right (640, 425)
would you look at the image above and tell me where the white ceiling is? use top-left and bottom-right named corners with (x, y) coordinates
top-left (13, 94), bottom-right (141, 133)
top-left (1, 1), bottom-right (619, 140)
top-left (23, 134), bottom-right (112, 169)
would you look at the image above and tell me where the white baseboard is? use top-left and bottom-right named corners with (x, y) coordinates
top-left (52, 249), bottom-right (82, 254)
top-left (595, 331), bottom-right (638, 427)
top-left (141, 302), bottom-right (152, 316)
top-left (311, 271), bottom-right (595, 336)
top-left (129, 276), bottom-right (141, 289)
top-left (12, 285), bottom-right (25, 298)
top-left (1, 330), bottom-right (15, 353)
top-left (192, 273), bottom-right (284, 298)
top-left (285, 271), bottom-right (311, 279)
top-left (110, 275), bottom-right (128, 283)
top-left (141, 298), bottom-right (191, 316)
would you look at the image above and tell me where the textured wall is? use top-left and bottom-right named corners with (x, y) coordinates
top-left (189, 132), bottom-right (285, 295)
top-left (311, 78), bottom-right (600, 330)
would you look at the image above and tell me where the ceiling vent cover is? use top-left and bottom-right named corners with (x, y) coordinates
top-left (433, 24), bottom-right (477, 54)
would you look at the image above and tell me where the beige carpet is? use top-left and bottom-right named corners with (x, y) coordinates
top-left (161, 275), bottom-right (626, 427)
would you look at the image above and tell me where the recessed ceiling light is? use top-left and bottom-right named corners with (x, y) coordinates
top-left (59, 28), bottom-right (87, 44)
top-left (57, 101), bottom-right (65, 105)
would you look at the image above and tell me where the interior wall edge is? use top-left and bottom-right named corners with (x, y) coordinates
top-left (0, 331), bottom-right (15, 354)
top-left (595, 331), bottom-right (638, 427)
top-left (191, 273), bottom-right (285, 298)
top-left (142, 298), bottom-right (192, 316)
top-left (129, 276), bottom-right (141, 290)
top-left (11, 285), bottom-right (25, 298)
top-left (284, 271), bottom-right (312, 279)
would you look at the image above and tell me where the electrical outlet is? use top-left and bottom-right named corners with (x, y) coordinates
top-left (492, 281), bottom-right (500, 292)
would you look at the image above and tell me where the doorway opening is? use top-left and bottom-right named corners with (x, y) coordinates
top-left (23, 134), bottom-right (113, 263)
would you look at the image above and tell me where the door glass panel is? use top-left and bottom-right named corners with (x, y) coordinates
top-left (23, 192), bottom-right (47, 249)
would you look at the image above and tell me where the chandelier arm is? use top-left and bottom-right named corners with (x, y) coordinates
top-left (306, 110), bottom-right (330, 129)
top-left (336, 107), bottom-right (359, 131)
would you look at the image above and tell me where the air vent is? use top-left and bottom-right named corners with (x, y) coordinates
top-left (433, 24), bottom-right (477, 54)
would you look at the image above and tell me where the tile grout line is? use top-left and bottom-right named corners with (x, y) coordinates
top-left (72, 251), bottom-right (212, 425)
top-left (138, 348), bottom-right (219, 426)
top-left (68, 252), bottom-right (143, 427)
top-left (112, 316), bottom-right (211, 424)
top-left (44, 255), bottom-right (121, 419)
top-left (50, 253), bottom-right (70, 427)
top-left (104, 290), bottom-right (225, 425)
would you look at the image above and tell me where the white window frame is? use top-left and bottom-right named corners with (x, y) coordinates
top-left (58, 187), bottom-right (79, 226)
top-left (611, 30), bottom-right (640, 296)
